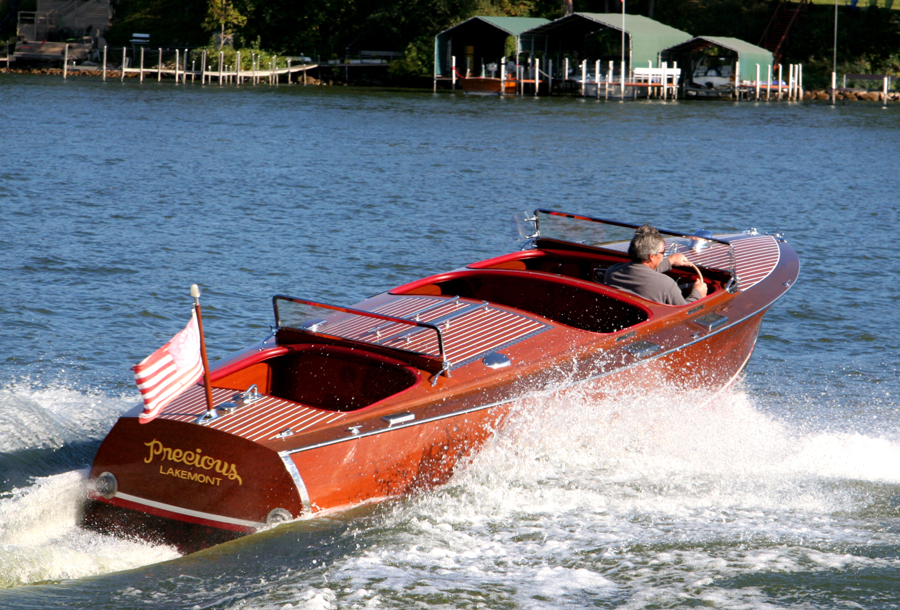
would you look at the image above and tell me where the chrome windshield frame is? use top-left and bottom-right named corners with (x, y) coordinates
top-left (272, 295), bottom-right (448, 364)
top-left (532, 208), bottom-right (739, 290)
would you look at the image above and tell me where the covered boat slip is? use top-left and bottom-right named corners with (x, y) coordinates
top-left (660, 36), bottom-right (780, 99)
top-left (433, 16), bottom-right (549, 92)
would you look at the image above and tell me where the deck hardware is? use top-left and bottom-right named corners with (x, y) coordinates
top-left (348, 425), bottom-right (363, 435)
top-left (783, 280), bottom-right (792, 287)
top-left (217, 402), bottom-right (238, 413)
top-left (691, 230), bottom-right (714, 252)
top-left (431, 360), bottom-right (452, 386)
top-left (693, 313), bottom-right (729, 332)
top-left (687, 305), bottom-right (705, 314)
top-left (219, 384), bottom-right (261, 413)
top-left (259, 329), bottom-right (277, 351)
top-left (382, 412), bottom-right (415, 426)
top-left (623, 341), bottom-right (662, 359)
top-left (725, 275), bottom-right (740, 293)
top-left (274, 428), bottom-right (294, 439)
top-left (514, 210), bottom-right (540, 243)
top-left (300, 318), bottom-right (327, 332)
top-left (196, 409), bottom-right (220, 425)
top-left (746, 227), bottom-right (759, 236)
top-left (692, 331), bottom-right (703, 339)
top-left (482, 352), bottom-right (512, 369)
top-left (616, 331), bottom-right (637, 342)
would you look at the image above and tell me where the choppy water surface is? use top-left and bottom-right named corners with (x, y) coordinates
top-left (1, 73), bottom-right (899, 608)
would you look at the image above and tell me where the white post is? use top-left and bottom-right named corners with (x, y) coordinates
top-left (595, 59), bottom-right (601, 99)
top-left (200, 49), bottom-right (206, 84)
top-left (564, 57), bottom-right (569, 86)
top-left (121, 47), bottom-right (127, 82)
top-left (661, 61), bottom-right (667, 100)
top-left (789, 64), bottom-right (794, 100)
top-left (548, 59), bottom-right (553, 95)
top-left (287, 58), bottom-right (291, 85)
top-left (673, 61), bottom-right (678, 100)
top-left (102, 45), bottom-right (107, 81)
top-left (778, 64), bottom-right (783, 100)
top-left (500, 60), bottom-right (505, 95)
top-left (174, 49), bottom-right (179, 83)
top-left (884, 75), bottom-right (889, 106)
top-left (735, 59), bottom-right (740, 101)
top-left (63, 44), bottom-right (68, 79)
top-left (451, 55), bottom-right (456, 90)
top-left (620, 60), bottom-right (626, 99)
top-left (607, 61), bottom-right (612, 100)
top-left (236, 51), bottom-right (241, 85)
top-left (158, 48), bottom-right (162, 81)
top-left (798, 63), bottom-right (803, 99)
top-left (755, 63), bottom-right (760, 100)
top-left (218, 51), bottom-right (223, 85)
top-left (581, 59), bottom-right (586, 97)
top-left (140, 46), bottom-right (145, 82)
top-left (767, 64), bottom-right (772, 100)
top-left (831, 71), bottom-right (836, 105)
top-left (534, 57), bottom-right (540, 97)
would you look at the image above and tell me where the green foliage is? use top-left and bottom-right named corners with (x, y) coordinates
top-left (203, 0), bottom-right (247, 41)
top-left (192, 40), bottom-right (285, 70)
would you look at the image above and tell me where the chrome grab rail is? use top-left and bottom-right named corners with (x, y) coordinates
top-left (531, 208), bottom-right (740, 290)
top-left (272, 295), bottom-right (448, 364)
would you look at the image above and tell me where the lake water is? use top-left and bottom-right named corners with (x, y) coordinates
top-left (1, 73), bottom-right (899, 609)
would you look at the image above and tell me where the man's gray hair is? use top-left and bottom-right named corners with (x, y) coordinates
top-left (628, 224), bottom-right (664, 263)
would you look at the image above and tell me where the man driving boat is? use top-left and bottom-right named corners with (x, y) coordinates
top-left (604, 224), bottom-right (708, 305)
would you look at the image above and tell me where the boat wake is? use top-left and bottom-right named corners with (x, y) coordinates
top-left (0, 383), bottom-right (181, 589)
top-left (2, 379), bottom-right (900, 606)
top-left (298, 383), bottom-right (900, 609)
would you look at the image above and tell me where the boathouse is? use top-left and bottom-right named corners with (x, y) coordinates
top-left (434, 16), bottom-right (549, 83)
top-left (521, 13), bottom-right (691, 76)
top-left (661, 36), bottom-right (774, 94)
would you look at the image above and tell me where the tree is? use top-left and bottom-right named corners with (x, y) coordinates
top-left (204, 0), bottom-right (247, 48)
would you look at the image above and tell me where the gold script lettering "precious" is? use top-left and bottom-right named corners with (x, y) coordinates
top-left (143, 439), bottom-right (243, 485)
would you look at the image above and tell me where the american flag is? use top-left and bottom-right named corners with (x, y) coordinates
top-left (133, 310), bottom-right (204, 424)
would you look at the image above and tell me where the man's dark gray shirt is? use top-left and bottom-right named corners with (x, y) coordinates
top-left (604, 258), bottom-right (701, 305)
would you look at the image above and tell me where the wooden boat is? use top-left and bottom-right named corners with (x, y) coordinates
top-left (460, 76), bottom-right (516, 95)
top-left (82, 210), bottom-right (799, 553)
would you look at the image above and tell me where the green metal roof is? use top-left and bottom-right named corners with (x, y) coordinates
top-left (523, 13), bottom-right (691, 68)
top-left (662, 36), bottom-right (774, 81)
top-left (460, 16), bottom-right (551, 37)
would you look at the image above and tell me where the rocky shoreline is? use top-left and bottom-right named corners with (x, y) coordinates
top-left (805, 89), bottom-right (900, 102)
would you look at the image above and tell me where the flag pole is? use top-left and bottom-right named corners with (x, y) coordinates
top-left (191, 284), bottom-right (216, 419)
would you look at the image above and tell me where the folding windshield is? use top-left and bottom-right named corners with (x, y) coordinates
top-left (273, 296), bottom-right (447, 364)
top-left (519, 209), bottom-right (739, 291)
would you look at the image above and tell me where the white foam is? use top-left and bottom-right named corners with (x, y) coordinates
top-left (274, 386), bottom-right (900, 608)
top-left (0, 381), bottom-right (134, 452)
top-left (0, 471), bottom-right (179, 588)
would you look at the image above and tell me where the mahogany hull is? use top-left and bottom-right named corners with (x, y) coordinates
top-left (83, 221), bottom-right (798, 553)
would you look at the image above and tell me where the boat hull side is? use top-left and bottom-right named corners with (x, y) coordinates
top-left (287, 310), bottom-right (766, 513)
